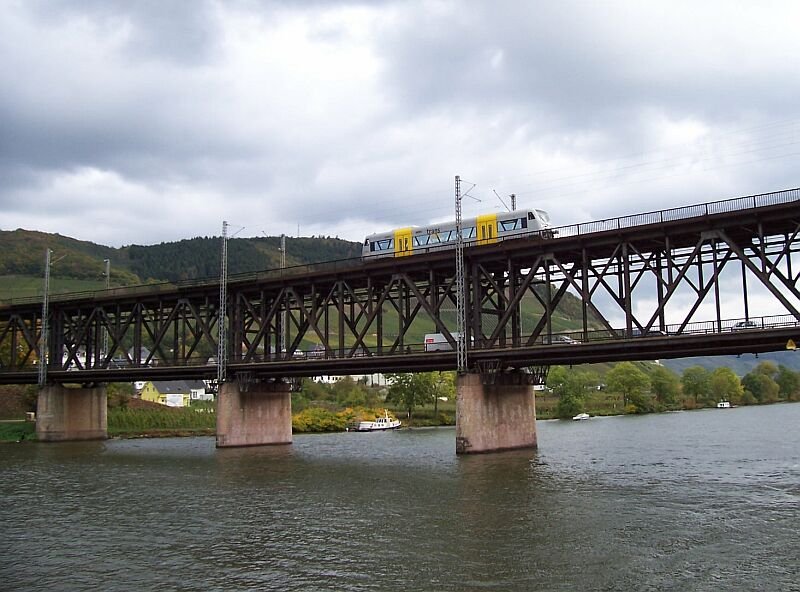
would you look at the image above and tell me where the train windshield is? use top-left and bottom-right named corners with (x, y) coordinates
top-left (536, 210), bottom-right (551, 224)
top-left (500, 218), bottom-right (523, 231)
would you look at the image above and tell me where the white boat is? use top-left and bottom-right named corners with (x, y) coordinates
top-left (572, 412), bottom-right (590, 421)
top-left (716, 401), bottom-right (731, 409)
top-left (347, 410), bottom-right (401, 432)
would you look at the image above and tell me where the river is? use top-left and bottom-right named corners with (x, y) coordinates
top-left (1, 403), bottom-right (798, 591)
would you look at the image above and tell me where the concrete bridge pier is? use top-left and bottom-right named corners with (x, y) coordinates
top-left (216, 379), bottom-right (292, 448)
top-left (455, 371), bottom-right (537, 454)
top-left (36, 384), bottom-right (108, 442)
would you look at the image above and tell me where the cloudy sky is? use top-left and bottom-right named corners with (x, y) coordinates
top-left (1, 0), bottom-right (799, 248)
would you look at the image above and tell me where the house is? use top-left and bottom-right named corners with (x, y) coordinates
top-left (139, 380), bottom-right (210, 407)
top-left (314, 373), bottom-right (389, 387)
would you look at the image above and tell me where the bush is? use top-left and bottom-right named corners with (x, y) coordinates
top-left (108, 406), bottom-right (216, 434)
top-left (0, 422), bottom-right (35, 442)
top-left (292, 407), bottom-right (347, 433)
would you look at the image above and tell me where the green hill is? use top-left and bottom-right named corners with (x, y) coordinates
top-left (0, 228), bottom-right (604, 353)
top-left (661, 351), bottom-right (800, 375)
top-left (0, 229), bottom-right (362, 299)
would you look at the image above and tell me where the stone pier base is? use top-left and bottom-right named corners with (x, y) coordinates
top-left (36, 384), bottom-right (108, 442)
top-left (455, 372), bottom-right (537, 454)
top-left (216, 380), bottom-right (292, 448)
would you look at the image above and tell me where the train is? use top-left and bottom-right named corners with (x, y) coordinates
top-left (362, 208), bottom-right (555, 258)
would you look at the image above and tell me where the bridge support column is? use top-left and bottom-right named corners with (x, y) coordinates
top-left (455, 372), bottom-right (537, 454)
top-left (216, 380), bottom-right (292, 448)
top-left (36, 384), bottom-right (108, 442)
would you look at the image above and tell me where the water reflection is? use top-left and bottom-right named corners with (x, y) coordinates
top-left (1, 405), bottom-right (799, 591)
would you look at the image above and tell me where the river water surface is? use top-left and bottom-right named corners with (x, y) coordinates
top-left (1, 404), bottom-right (799, 591)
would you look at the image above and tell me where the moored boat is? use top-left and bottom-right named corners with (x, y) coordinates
top-left (572, 412), bottom-right (590, 421)
top-left (346, 410), bottom-right (401, 432)
top-left (716, 400), bottom-right (731, 408)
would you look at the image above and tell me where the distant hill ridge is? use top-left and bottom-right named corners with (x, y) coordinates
top-left (0, 229), bottom-right (362, 291)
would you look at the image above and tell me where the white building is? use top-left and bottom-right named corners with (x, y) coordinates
top-left (314, 373), bottom-right (389, 387)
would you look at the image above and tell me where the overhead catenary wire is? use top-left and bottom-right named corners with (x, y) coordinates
top-left (239, 115), bottom-right (800, 244)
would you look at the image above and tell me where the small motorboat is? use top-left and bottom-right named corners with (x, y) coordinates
top-left (346, 410), bottom-right (402, 432)
top-left (572, 412), bottom-right (590, 421)
top-left (716, 400), bottom-right (731, 409)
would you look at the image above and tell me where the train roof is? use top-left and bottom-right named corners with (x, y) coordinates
top-left (364, 208), bottom-right (546, 240)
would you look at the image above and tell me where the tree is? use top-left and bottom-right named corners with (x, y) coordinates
top-left (741, 366), bottom-right (780, 404)
top-left (546, 366), bottom-right (569, 391)
top-left (552, 369), bottom-right (596, 419)
top-left (649, 366), bottom-right (680, 407)
top-left (431, 371), bottom-right (455, 415)
top-left (776, 365), bottom-right (800, 400)
top-left (709, 367), bottom-right (744, 405)
top-left (606, 362), bottom-right (651, 412)
top-left (386, 372), bottom-right (435, 423)
top-left (331, 376), bottom-right (378, 407)
top-left (752, 361), bottom-right (779, 377)
top-left (107, 382), bottom-right (134, 409)
top-left (681, 366), bottom-right (710, 405)
top-left (300, 379), bottom-right (332, 403)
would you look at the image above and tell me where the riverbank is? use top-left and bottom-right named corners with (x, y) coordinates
top-left (4, 401), bottom-right (797, 443)
top-left (0, 421), bottom-right (34, 442)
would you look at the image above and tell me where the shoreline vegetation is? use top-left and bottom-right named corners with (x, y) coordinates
top-left (3, 399), bottom-right (800, 444)
top-left (2, 360), bottom-right (799, 443)
top-left (4, 399), bottom-right (800, 444)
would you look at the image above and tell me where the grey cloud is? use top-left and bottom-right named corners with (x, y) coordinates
top-left (378, 3), bottom-right (800, 134)
top-left (1, 1), bottom-right (798, 247)
top-left (28, 0), bottom-right (221, 65)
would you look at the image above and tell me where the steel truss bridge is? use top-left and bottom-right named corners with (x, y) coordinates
top-left (1, 188), bottom-right (799, 385)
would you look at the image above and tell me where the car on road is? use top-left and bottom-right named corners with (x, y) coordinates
top-left (732, 320), bottom-right (759, 331)
top-left (551, 334), bottom-right (580, 344)
top-left (631, 328), bottom-right (666, 337)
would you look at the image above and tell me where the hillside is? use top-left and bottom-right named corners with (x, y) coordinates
top-left (0, 228), bottom-right (606, 353)
top-left (0, 229), bottom-right (362, 299)
top-left (661, 351), bottom-right (800, 375)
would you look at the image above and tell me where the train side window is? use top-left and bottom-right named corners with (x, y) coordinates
top-left (521, 218), bottom-right (527, 229)
top-left (528, 211), bottom-right (536, 221)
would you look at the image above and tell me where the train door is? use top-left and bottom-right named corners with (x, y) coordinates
top-left (476, 214), bottom-right (498, 245)
top-left (394, 227), bottom-right (413, 257)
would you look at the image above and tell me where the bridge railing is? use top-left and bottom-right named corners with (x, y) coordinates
top-left (550, 187), bottom-right (800, 240)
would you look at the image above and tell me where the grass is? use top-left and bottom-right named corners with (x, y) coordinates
top-left (0, 275), bottom-right (107, 301)
top-left (0, 421), bottom-right (36, 442)
top-left (107, 406), bottom-right (216, 436)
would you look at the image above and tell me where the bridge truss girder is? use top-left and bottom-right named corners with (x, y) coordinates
top-left (0, 195), bottom-right (798, 384)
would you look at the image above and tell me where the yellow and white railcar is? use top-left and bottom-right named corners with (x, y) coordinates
top-left (362, 209), bottom-right (554, 258)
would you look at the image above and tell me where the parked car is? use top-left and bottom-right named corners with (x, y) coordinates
top-left (631, 328), bottom-right (666, 337)
top-left (732, 320), bottom-right (758, 331)
top-left (551, 334), bottom-right (580, 344)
